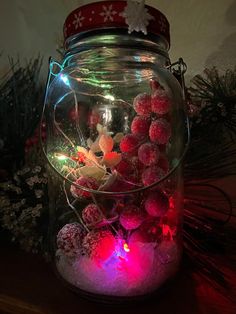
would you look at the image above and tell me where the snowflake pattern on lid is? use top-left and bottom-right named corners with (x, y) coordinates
top-left (73, 11), bottom-right (85, 29)
top-left (100, 4), bottom-right (117, 22)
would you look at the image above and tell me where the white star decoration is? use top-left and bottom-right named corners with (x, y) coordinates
top-left (120, 0), bottom-right (154, 35)
top-left (73, 11), bottom-right (85, 29)
top-left (100, 4), bottom-right (117, 22)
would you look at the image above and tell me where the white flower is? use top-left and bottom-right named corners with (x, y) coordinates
top-left (100, 4), bottom-right (117, 22)
top-left (120, 0), bottom-right (154, 35)
top-left (73, 11), bottom-right (85, 29)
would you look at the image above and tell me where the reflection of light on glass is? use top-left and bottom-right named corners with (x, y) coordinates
top-left (55, 153), bottom-right (68, 161)
top-left (104, 94), bottom-right (115, 101)
top-left (101, 84), bottom-right (111, 88)
top-left (140, 55), bottom-right (155, 62)
top-left (60, 74), bottom-right (70, 87)
top-left (133, 55), bottom-right (153, 81)
top-left (103, 107), bottom-right (112, 125)
top-left (100, 103), bottom-right (113, 125)
top-left (124, 113), bottom-right (129, 133)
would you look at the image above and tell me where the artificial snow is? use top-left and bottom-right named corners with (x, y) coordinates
top-left (56, 239), bottom-right (180, 297)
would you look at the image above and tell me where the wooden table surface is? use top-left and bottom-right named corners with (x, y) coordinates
top-left (0, 242), bottom-right (235, 314)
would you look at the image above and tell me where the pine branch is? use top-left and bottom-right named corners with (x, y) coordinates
top-left (0, 57), bottom-right (43, 171)
top-left (188, 67), bottom-right (236, 142)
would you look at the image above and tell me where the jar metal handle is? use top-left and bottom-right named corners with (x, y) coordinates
top-left (168, 58), bottom-right (191, 164)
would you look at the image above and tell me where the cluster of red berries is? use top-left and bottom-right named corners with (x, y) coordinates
top-left (58, 81), bottom-right (174, 259)
top-left (57, 187), bottom-right (170, 258)
top-left (114, 188), bottom-right (170, 245)
top-left (57, 221), bottom-right (116, 261)
top-left (118, 81), bottom-right (172, 187)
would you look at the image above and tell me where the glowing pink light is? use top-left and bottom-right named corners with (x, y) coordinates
top-left (123, 243), bottom-right (130, 253)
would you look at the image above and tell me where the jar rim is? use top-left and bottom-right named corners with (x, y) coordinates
top-left (64, 30), bottom-right (170, 61)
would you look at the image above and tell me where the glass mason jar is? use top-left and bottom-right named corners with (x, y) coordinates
top-left (43, 0), bottom-right (187, 302)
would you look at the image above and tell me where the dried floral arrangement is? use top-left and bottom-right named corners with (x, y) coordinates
top-left (0, 165), bottom-right (48, 253)
top-left (0, 61), bottom-right (235, 295)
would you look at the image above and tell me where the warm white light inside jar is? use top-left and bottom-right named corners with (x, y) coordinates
top-left (43, 0), bottom-right (187, 301)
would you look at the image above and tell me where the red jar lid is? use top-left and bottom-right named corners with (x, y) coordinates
top-left (63, 1), bottom-right (170, 46)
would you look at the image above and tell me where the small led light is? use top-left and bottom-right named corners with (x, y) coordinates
top-left (123, 243), bottom-right (130, 253)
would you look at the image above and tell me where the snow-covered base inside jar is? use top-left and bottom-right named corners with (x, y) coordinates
top-left (56, 239), bottom-right (180, 297)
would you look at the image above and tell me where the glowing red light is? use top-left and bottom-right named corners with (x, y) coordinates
top-left (123, 243), bottom-right (130, 253)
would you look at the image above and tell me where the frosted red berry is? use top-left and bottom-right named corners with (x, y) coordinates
top-left (131, 156), bottom-right (145, 172)
top-left (151, 89), bottom-right (171, 115)
top-left (131, 115), bottom-right (151, 138)
top-left (82, 229), bottom-right (116, 261)
top-left (149, 118), bottom-right (171, 144)
top-left (133, 93), bottom-right (152, 116)
top-left (130, 218), bottom-right (162, 243)
top-left (70, 176), bottom-right (99, 199)
top-left (144, 191), bottom-right (169, 217)
top-left (141, 166), bottom-right (165, 186)
top-left (130, 156), bottom-right (145, 181)
top-left (116, 156), bottom-right (144, 184)
top-left (115, 159), bottom-right (132, 177)
top-left (138, 142), bottom-right (160, 166)
top-left (82, 203), bottom-right (103, 226)
top-left (57, 223), bottom-right (85, 257)
top-left (120, 134), bottom-right (139, 154)
top-left (119, 205), bottom-right (144, 230)
top-left (115, 157), bottom-right (140, 184)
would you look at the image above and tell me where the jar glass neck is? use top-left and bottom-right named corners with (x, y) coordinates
top-left (64, 30), bottom-right (170, 67)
